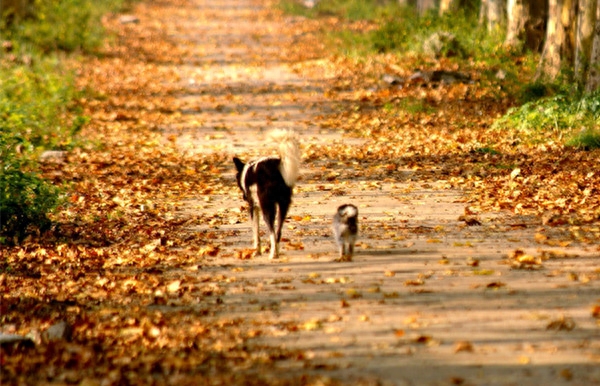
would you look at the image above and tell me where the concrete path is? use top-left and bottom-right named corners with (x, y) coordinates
top-left (165, 0), bottom-right (600, 384)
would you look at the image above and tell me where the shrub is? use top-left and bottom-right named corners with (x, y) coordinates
top-left (279, 0), bottom-right (400, 20)
top-left (371, 18), bottom-right (413, 53)
top-left (494, 92), bottom-right (600, 131)
top-left (566, 128), bottom-right (600, 150)
top-left (0, 0), bottom-right (130, 243)
top-left (3, 0), bottom-right (129, 53)
top-left (0, 133), bottom-right (63, 243)
top-left (0, 59), bottom-right (83, 149)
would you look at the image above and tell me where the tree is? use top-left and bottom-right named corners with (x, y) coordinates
top-left (480, 0), bottom-right (505, 31)
top-left (585, 1), bottom-right (600, 92)
top-left (535, 0), bottom-right (577, 82)
top-left (417, 0), bottom-right (436, 15)
top-left (534, 0), bottom-right (599, 92)
top-left (575, 0), bottom-right (598, 84)
top-left (505, 0), bottom-right (547, 51)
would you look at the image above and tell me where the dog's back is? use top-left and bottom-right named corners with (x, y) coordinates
top-left (235, 157), bottom-right (292, 204)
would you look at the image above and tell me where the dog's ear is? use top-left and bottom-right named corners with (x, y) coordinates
top-left (233, 157), bottom-right (245, 172)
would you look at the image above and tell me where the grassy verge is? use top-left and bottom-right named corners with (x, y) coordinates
top-left (0, 0), bottom-right (131, 242)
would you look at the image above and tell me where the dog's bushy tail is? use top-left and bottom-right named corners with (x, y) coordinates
top-left (269, 129), bottom-right (300, 187)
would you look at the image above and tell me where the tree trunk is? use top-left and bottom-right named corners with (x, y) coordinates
top-left (480, 0), bottom-right (505, 31)
top-left (585, 2), bottom-right (600, 92)
top-left (536, 0), bottom-right (571, 81)
top-left (575, 0), bottom-right (599, 84)
top-left (440, 0), bottom-right (454, 15)
top-left (505, 0), bottom-right (548, 51)
top-left (506, 0), bottom-right (529, 47)
top-left (525, 0), bottom-right (549, 52)
top-left (479, 0), bottom-right (488, 25)
top-left (417, 0), bottom-right (436, 15)
top-left (562, 0), bottom-right (578, 66)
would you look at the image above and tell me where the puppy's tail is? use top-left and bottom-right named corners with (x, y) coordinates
top-left (269, 129), bottom-right (300, 187)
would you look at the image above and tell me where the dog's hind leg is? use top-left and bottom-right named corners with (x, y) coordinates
top-left (272, 200), bottom-right (291, 259)
top-left (250, 204), bottom-right (261, 255)
top-left (260, 201), bottom-right (279, 259)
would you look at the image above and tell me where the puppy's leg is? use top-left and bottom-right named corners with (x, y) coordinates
top-left (337, 237), bottom-right (345, 258)
top-left (250, 203), bottom-right (261, 255)
top-left (347, 235), bottom-right (356, 258)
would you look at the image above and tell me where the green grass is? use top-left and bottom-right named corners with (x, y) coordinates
top-left (566, 128), bottom-right (600, 150)
top-left (493, 91), bottom-right (600, 143)
top-left (279, 0), bottom-right (401, 20)
top-left (0, 0), bottom-right (133, 242)
top-left (3, 0), bottom-right (131, 53)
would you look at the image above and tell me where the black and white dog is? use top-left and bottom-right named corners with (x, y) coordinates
top-left (333, 204), bottom-right (359, 259)
top-left (233, 130), bottom-right (300, 259)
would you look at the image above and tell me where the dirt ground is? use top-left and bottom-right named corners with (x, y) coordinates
top-left (149, 0), bottom-right (600, 384)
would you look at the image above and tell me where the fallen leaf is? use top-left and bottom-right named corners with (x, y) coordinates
top-left (458, 215), bottom-right (482, 226)
top-left (345, 288), bottom-right (362, 298)
top-left (235, 249), bottom-right (254, 260)
top-left (414, 335), bottom-right (432, 344)
top-left (199, 244), bottom-right (220, 257)
top-left (166, 280), bottom-right (181, 293)
top-left (518, 356), bottom-right (531, 365)
top-left (546, 316), bottom-right (576, 331)
top-left (303, 319), bottom-right (322, 331)
top-left (454, 341), bottom-right (474, 353)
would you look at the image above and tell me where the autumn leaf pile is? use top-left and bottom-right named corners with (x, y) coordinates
top-left (2, 0), bottom-right (599, 385)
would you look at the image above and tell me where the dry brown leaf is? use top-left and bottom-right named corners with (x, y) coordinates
top-left (454, 341), bottom-right (474, 353)
top-left (404, 279), bottom-right (425, 286)
top-left (546, 316), bottom-right (576, 331)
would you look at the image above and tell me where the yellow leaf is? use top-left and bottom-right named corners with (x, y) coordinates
top-left (303, 319), bottom-right (322, 331)
top-left (166, 280), bottom-right (181, 293)
top-left (518, 356), bottom-right (531, 365)
top-left (510, 168), bottom-right (521, 179)
top-left (346, 288), bottom-right (362, 298)
top-left (534, 233), bottom-right (548, 243)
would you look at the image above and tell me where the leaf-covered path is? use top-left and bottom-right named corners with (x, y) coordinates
top-left (2, 0), bottom-right (599, 385)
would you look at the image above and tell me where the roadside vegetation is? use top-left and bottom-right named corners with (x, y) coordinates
top-left (0, 0), bottom-right (131, 242)
top-left (280, 0), bottom-right (599, 146)
top-left (280, 0), bottom-right (600, 225)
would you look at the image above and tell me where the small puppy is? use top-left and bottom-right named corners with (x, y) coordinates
top-left (333, 204), bottom-right (359, 260)
top-left (233, 130), bottom-right (300, 259)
